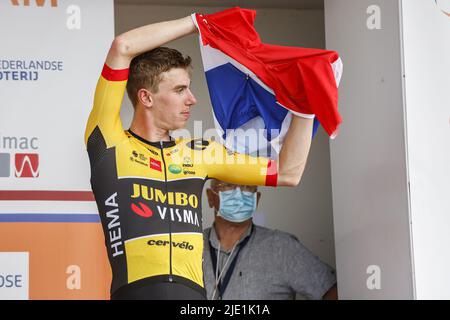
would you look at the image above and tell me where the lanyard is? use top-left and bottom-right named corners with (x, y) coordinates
top-left (209, 225), bottom-right (253, 299)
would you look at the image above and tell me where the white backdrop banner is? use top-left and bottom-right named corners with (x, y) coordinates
top-left (0, 0), bottom-right (113, 220)
top-left (401, 0), bottom-right (450, 299)
top-left (0, 0), bottom-right (114, 299)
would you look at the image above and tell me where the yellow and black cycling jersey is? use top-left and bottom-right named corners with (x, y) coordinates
top-left (84, 64), bottom-right (277, 296)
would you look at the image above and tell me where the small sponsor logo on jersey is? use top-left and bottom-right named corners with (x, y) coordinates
top-left (14, 153), bottom-right (39, 178)
top-left (183, 156), bottom-right (191, 163)
top-left (168, 164), bottom-right (182, 174)
top-left (130, 157), bottom-right (147, 167)
top-left (182, 156), bottom-right (193, 168)
top-left (131, 202), bottom-right (153, 218)
top-left (132, 150), bottom-right (147, 162)
top-left (187, 139), bottom-right (209, 151)
top-left (149, 158), bottom-right (162, 172)
top-left (147, 148), bottom-right (159, 156)
top-left (147, 239), bottom-right (194, 251)
top-left (183, 170), bottom-right (196, 175)
top-left (165, 148), bottom-right (179, 157)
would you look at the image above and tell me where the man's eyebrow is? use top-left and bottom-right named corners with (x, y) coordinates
top-left (172, 80), bottom-right (191, 90)
top-left (173, 84), bottom-right (188, 90)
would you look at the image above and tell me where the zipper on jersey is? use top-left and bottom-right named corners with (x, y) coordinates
top-left (160, 141), bottom-right (173, 282)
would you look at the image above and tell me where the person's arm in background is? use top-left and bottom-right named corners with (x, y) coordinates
top-left (276, 116), bottom-right (314, 187)
top-left (322, 284), bottom-right (338, 300)
top-left (106, 16), bottom-right (196, 69)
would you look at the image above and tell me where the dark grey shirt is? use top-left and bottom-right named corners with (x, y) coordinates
top-left (203, 224), bottom-right (336, 300)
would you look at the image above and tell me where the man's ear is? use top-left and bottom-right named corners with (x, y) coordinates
top-left (256, 191), bottom-right (261, 207)
top-left (137, 88), bottom-right (153, 108)
top-left (206, 189), bottom-right (215, 208)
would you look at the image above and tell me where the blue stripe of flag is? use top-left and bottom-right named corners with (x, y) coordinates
top-left (206, 62), bottom-right (288, 141)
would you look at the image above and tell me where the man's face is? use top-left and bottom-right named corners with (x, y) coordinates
top-left (207, 182), bottom-right (260, 215)
top-left (150, 67), bottom-right (197, 130)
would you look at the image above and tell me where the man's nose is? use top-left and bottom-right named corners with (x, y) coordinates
top-left (186, 88), bottom-right (197, 106)
top-left (235, 187), bottom-right (244, 198)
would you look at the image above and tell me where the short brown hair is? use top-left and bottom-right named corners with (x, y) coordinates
top-left (126, 47), bottom-right (192, 107)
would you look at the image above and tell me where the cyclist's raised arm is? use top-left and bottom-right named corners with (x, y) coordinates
top-left (106, 16), bottom-right (197, 70)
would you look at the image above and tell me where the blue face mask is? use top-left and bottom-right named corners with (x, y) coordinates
top-left (217, 187), bottom-right (257, 223)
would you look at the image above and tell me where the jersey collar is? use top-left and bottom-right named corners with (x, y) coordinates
top-left (127, 129), bottom-right (176, 148)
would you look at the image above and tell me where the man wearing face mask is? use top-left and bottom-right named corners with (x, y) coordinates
top-left (203, 179), bottom-right (338, 300)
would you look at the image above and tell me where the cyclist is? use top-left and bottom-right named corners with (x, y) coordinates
top-left (84, 14), bottom-right (313, 300)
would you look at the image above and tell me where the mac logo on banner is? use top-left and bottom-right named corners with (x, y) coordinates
top-left (0, 252), bottom-right (29, 300)
top-left (0, 135), bottom-right (40, 178)
top-left (15, 153), bottom-right (39, 178)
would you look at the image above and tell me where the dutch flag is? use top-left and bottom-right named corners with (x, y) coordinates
top-left (192, 8), bottom-right (343, 158)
